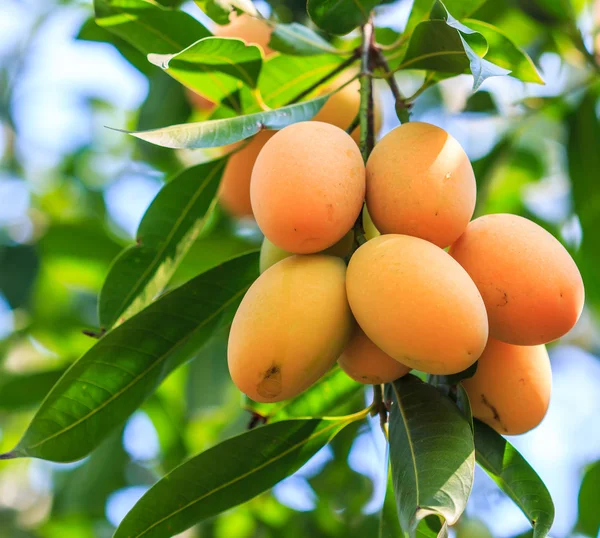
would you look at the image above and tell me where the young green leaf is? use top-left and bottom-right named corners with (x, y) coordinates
top-left (464, 20), bottom-right (544, 84)
top-left (380, 464), bottom-right (403, 538)
top-left (307, 0), bottom-right (383, 35)
top-left (122, 94), bottom-right (330, 149)
top-left (269, 23), bottom-right (342, 56)
top-left (99, 159), bottom-right (225, 328)
top-left (474, 420), bottom-right (554, 538)
top-left (114, 414), bottom-right (366, 538)
top-left (194, 0), bottom-right (258, 25)
top-left (576, 460), bottom-right (600, 537)
top-left (4, 253), bottom-right (259, 463)
top-left (148, 37), bottom-right (263, 102)
top-left (388, 375), bottom-right (475, 536)
top-left (245, 365), bottom-right (362, 421)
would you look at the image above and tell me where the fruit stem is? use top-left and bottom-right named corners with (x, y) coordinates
top-left (373, 48), bottom-right (410, 123)
top-left (370, 383), bottom-right (388, 431)
top-left (284, 51), bottom-right (360, 106)
top-left (359, 18), bottom-right (376, 163)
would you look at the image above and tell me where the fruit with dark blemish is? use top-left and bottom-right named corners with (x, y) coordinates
top-left (450, 213), bottom-right (584, 345)
top-left (462, 337), bottom-right (551, 435)
top-left (228, 255), bottom-right (353, 402)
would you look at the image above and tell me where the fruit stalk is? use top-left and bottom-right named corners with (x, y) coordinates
top-left (359, 18), bottom-right (376, 162)
top-left (373, 48), bottom-right (410, 123)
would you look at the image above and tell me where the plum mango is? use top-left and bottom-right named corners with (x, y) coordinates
top-left (214, 14), bottom-right (274, 56)
top-left (338, 328), bottom-right (410, 384)
top-left (450, 213), bottom-right (584, 345)
top-left (251, 122), bottom-right (365, 253)
top-left (346, 235), bottom-right (488, 374)
top-left (462, 338), bottom-right (551, 435)
top-left (366, 122), bottom-right (476, 248)
top-left (228, 255), bottom-right (353, 402)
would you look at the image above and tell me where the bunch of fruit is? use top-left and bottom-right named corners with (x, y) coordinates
top-left (226, 118), bottom-right (585, 437)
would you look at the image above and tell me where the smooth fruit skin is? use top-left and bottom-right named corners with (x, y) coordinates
top-left (228, 255), bottom-right (354, 402)
top-left (214, 14), bottom-right (274, 56)
top-left (218, 131), bottom-right (275, 217)
top-left (346, 235), bottom-right (488, 375)
top-left (366, 122), bottom-right (476, 248)
top-left (251, 121), bottom-right (365, 254)
top-left (259, 230), bottom-right (354, 273)
top-left (462, 338), bottom-right (551, 435)
top-left (449, 213), bottom-right (585, 345)
top-left (338, 328), bottom-right (410, 384)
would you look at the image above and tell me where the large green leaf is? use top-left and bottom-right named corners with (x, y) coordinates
top-left (194, 0), bottom-right (258, 25)
top-left (269, 23), bottom-right (343, 55)
top-left (0, 369), bottom-right (66, 411)
top-left (245, 365), bottom-right (362, 421)
top-left (464, 20), bottom-right (544, 84)
top-left (405, 0), bottom-right (487, 34)
top-left (114, 414), bottom-right (365, 538)
top-left (576, 460), bottom-right (600, 537)
top-left (99, 159), bottom-right (225, 328)
top-left (124, 95), bottom-right (329, 149)
top-left (148, 37), bottom-right (263, 99)
top-left (474, 420), bottom-right (554, 538)
top-left (3, 253), bottom-right (258, 463)
top-left (567, 90), bottom-right (600, 310)
top-left (388, 375), bottom-right (475, 536)
top-left (307, 0), bottom-right (383, 35)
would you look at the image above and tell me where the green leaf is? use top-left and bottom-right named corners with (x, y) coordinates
top-left (94, 0), bottom-right (209, 55)
top-left (388, 375), bottom-right (475, 536)
top-left (567, 90), bottom-right (600, 310)
top-left (245, 365), bottom-right (362, 421)
top-left (380, 464), bottom-right (403, 538)
top-left (99, 159), bottom-right (225, 328)
top-left (5, 253), bottom-right (259, 463)
top-left (474, 420), bottom-right (554, 538)
top-left (0, 369), bottom-right (66, 411)
top-left (123, 94), bottom-right (329, 149)
top-left (148, 37), bottom-right (263, 99)
top-left (0, 244), bottom-right (39, 309)
top-left (258, 54), bottom-right (351, 109)
top-left (464, 20), bottom-right (544, 84)
top-left (114, 414), bottom-right (365, 538)
top-left (576, 460), bottom-right (600, 537)
top-left (269, 23), bottom-right (342, 56)
top-left (194, 0), bottom-right (258, 25)
top-left (307, 0), bottom-right (383, 35)
top-left (464, 90), bottom-right (497, 112)
top-left (405, 0), bottom-right (488, 34)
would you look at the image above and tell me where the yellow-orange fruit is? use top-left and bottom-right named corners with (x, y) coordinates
top-left (214, 14), bottom-right (274, 56)
top-left (346, 235), bottom-right (488, 374)
top-left (362, 206), bottom-right (380, 240)
top-left (186, 89), bottom-right (215, 110)
top-left (228, 255), bottom-right (354, 402)
top-left (338, 328), bottom-right (410, 384)
top-left (366, 122), bottom-right (476, 248)
top-left (450, 213), bottom-right (585, 345)
top-left (313, 79), bottom-right (382, 144)
top-left (218, 131), bottom-right (275, 217)
top-left (251, 122), bottom-right (365, 253)
top-left (259, 230), bottom-right (354, 273)
top-left (462, 338), bottom-right (551, 435)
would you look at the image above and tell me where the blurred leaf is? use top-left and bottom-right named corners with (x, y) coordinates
top-left (99, 159), bottom-right (224, 328)
top-left (270, 23), bottom-right (344, 55)
top-left (388, 375), bottom-right (475, 535)
top-left (0, 244), bottom-right (39, 309)
top-left (307, 0), bottom-right (383, 35)
top-left (515, 0), bottom-right (574, 24)
top-left (428, 362), bottom-right (478, 388)
top-left (405, 0), bottom-right (488, 34)
top-left (148, 37), bottom-right (263, 105)
top-left (5, 253), bottom-right (258, 462)
top-left (474, 420), bottom-right (554, 538)
top-left (194, 0), bottom-right (258, 25)
top-left (576, 460), bottom-right (600, 537)
top-left (246, 366), bottom-right (363, 421)
top-left (567, 90), bottom-right (600, 309)
top-left (114, 415), bottom-right (365, 538)
top-left (464, 90), bottom-right (497, 112)
top-left (0, 369), bottom-right (66, 411)
top-left (94, 0), bottom-right (209, 55)
top-left (258, 54), bottom-right (352, 109)
top-left (464, 20), bottom-right (544, 84)
top-left (124, 94), bottom-right (329, 149)
top-left (380, 464), bottom-right (403, 538)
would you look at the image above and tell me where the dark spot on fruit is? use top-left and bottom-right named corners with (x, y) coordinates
top-left (257, 364), bottom-right (282, 398)
top-left (496, 288), bottom-right (508, 307)
top-left (481, 394), bottom-right (508, 432)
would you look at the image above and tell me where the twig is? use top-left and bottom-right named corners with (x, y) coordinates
top-left (373, 48), bottom-right (410, 123)
top-left (370, 384), bottom-right (388, 432)
top-left (359, 18), bottom-right (376, 162)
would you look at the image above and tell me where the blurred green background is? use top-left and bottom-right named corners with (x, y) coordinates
top-left (1, 0), bottom-right (600, 536)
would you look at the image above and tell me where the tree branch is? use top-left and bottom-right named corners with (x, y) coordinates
top-left (359, 18), bottom-right (376, 162)
top-left (373, 48), bottom-right (410, 123)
